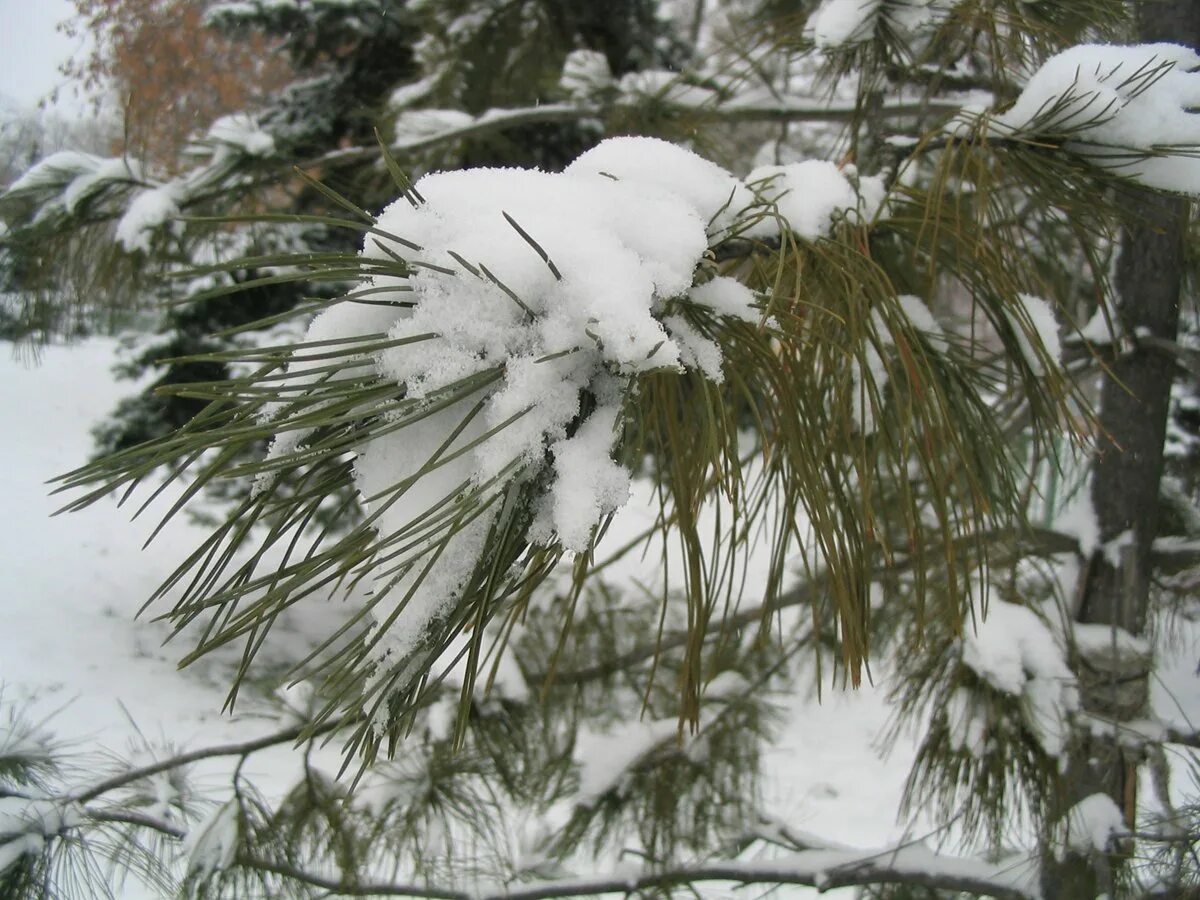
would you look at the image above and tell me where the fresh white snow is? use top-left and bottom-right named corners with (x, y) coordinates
top-left (995, 43), bottom-right (1200, 194)
top-left (961, 599), bottom-right (1078, 758)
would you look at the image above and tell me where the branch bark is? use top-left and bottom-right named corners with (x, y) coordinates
top-left (312, 96), bottom-right (963, 170)
top-left (70, 716), bottom-right (348, 805)
top-left (1046, 4), bottom-right (1200, 896)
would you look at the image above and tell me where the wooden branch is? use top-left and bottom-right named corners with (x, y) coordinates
top-left (1151, 536), bottom-right (1200, 576)
top-left (70, 716), bottom-right (348, 805)
top-left (311, 96), bottom-right (963, 170)
top-left (1164, 726), bottom-right (1200, 749)
top-left (209, 845), bottom-right (1036, 899)
top-left (82, 802), bottom-right (1039, 900)
top-left (490, 848), bottom-right (1037, 900)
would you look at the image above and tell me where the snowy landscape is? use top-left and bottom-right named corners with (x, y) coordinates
top-left (0, 336), bottom-right (930, 897)
top-left (5, 0), bottom-right (1200, 898)
top-left (4, 337), bottom-right (1199, 893)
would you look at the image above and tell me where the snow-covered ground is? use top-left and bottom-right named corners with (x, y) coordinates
top-left (0, 338), bottom-right (925, 895)
top-left (0, 339), bottom-right (352, 897)
top-left (0, 338), bottom-right (240, 743)
top-left (4, 337), bottom-right (1199, 897)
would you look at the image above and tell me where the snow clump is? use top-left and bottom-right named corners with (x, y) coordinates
top-left (994, 43), bottom-right (1200, 194)
top-left (270, 136), bottom-right (883, 687)
top-left (281, 137), bottom-right (795, 678)
top-left (961, 600), bottom-right (1078, 759)
top-left (183, 799), bottom-right (240, 879)
top-left (394, 109), bottom-right (475, 146)
top-left (805, 0), bottom-right (962, 48)
top-left (1064, 793), bottom-right (1127, 855)
top-left (806, 0), bottom-right (883, 47)
top-left (206, 113), bottom-right (276, 157)
top-left (116, 184), bottom-right (186, 253)
top-left (0, 798), bottom-right (82, 875)
top-left (744, 160), bottom-right (884, 239)
top-left (1005, 293), bottom-right (1062, 376)
top-left (560, 49), bottom-right (613, 99)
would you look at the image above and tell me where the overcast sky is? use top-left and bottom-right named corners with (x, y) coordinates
top-left (0, 0), bottom-right (85, 109)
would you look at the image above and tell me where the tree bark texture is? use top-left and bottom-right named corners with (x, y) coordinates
top-left (1045, 3), bottom-right (1199, 895)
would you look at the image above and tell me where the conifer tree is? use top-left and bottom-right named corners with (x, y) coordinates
top-left (3, 1), bottom-right (1200, 898)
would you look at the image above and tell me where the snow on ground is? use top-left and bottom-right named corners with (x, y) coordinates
top-left (18, 336), bottom-right (1200, 897)
top-left (764, 674), bottom-right (918, 849)
top-left (0, 338), bottom-right (235, 741)
top-left (0, 338), bottom-right (349, 897)
top-left (0, 337), bottom-right (925, 896)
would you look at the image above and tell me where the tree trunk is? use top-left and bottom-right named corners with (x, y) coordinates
top-left (1044, 4), bottom-right (1199, 895)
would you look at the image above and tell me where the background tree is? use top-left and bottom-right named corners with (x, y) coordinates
top-left (1046, 2), bottom-right (1200, 895)
top-left (60, 0), bottom-right (295, 168)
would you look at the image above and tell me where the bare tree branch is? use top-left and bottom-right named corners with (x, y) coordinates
top-left (70, 716), bottom-right (348, 805)
top-left (78, 802), bottom-right (1041, 900)
top-left (311, 96), bottom-right (965, 170)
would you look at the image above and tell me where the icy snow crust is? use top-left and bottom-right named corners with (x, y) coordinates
top-left (281, 137), bottom-right (873, 675)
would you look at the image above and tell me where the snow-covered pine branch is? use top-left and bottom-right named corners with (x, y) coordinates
top-left (1, 695), bottom-right (1041, 900)
top-left (0, 87), bottom-right (962, 259)
top-left (11, 2), bottom-right (1200, 898)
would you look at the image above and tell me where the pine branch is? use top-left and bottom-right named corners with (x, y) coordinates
top-left (70, 716), bottom-right (349, 805)
top-left (544, 526), bottom-right (1082, 689)
top-left (314, 95), bottom-right (964, 170)
top-left (79, 795), bottom-right (1038, 899)
top-left (490, 848), bottom-right (1037, 900)
top-left (1164, 727), bottom-right (1200, 750)
top-left (194, 844), bottom-right (1038, 899)
top-left (1150, 536), bottom-right (1200, 576)
top-left (83, 807), bottom-right (187, 839)
top-left (79, 804), bottom-right (467, 900)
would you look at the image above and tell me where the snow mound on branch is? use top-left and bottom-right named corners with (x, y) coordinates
top-left (806, 0), bottom-right (882, 47)
top-left (1053, 485), bottom-right (1100, 559)
top-left (1064, 793), bottom-right (1126, 855)
top-left (116, 184), bottom-right (185, 253)
top-left (206, 113), bottom-right (275, 157)
top-left (618, 70), bottom-right (718, 108)
top-left (574, 718), bottom-right (680, 806)
top-left (285, 137), bottom-right (774, 680)
top-left (5, 153), bottom-right (144, 221)
top-left (744, 160), bottom-right (862, 240)
top-left (183, 799), bottom-right (239, 879)
top-left (560, 49), bottom-right (613, 99)
top-left (6, 151), bottom-right (103, 194)
top-left (887, 0), bottom-right (963, 34)
top-left (945, 686), bottom-right (988, 757)
top-left (994, 43), bottom-right (1200, 194)
top-left (805, 0), bottom-right (961, 48)
top-left (688, 277), bottom-right (760, 322)
top-left (0, 798), bottom-right (81, 874)
top-left (961, 600), bottom-right (1078, 758)
top-left (394, 109), bottom-right (474, 145)
top-left (1005, 294), bottom-right (1061, 376)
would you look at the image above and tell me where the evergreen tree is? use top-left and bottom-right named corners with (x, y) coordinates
top-left (3, 1), bottom-right (1200, 898)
